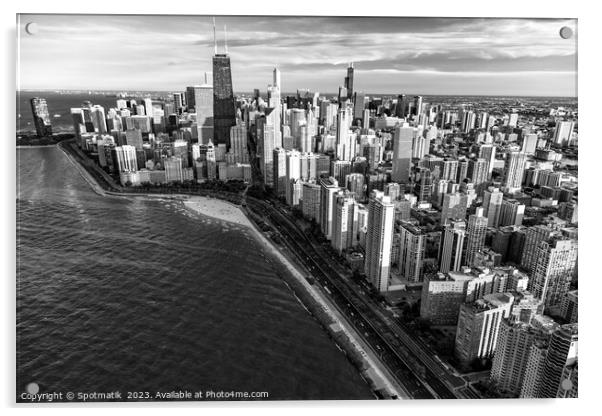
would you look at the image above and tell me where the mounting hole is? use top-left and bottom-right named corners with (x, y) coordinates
top-left (559, 26), bottom-right (573, 40)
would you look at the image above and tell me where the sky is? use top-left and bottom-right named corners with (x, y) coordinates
top-left (17, 15), bottom-right (577, 96)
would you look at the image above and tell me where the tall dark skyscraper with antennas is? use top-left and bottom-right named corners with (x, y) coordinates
top-left (212, 18), bottom-right (237, 148)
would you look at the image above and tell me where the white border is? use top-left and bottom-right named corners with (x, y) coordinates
top-left (3, 1), bottom-right (599, 416)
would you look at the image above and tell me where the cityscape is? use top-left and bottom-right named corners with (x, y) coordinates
top-left (17, 15), bottom-right (577, 402)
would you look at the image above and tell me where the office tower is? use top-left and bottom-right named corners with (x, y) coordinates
top-left (413, 96), bottom-right (423, 116)
top-left (462, 110), bottom-right (476, 133)
top-left (30, 97), bottom-right (52, 137)
top-left (537, 324), bottom-right (578, 398)
top-left (560, 290), bottom-right (578, 324)
top-left (553, 121), bottom-right (575, 146)
top-left (364, 191), bottom-right (395, 292)
top-left (502, 151), bottom-right (527, 193)
top-left (331, 160), bottom-right (352, 186)
top-left (454, 293), bottom-right (514, 364)
top-left (298, 125), bottom-right (312, 153)
top-left (191, 75), bottom-right (215, 144)
top-left (346, 173), bottom-right (366, 202)
top-left (412, 134), bottom-right (427, 159)
top-left (272, 148), bottom-right (287, 198)
top-left (319, 177), bottom-right (341, 238)
top-left (441, 159), bottom-right (458, 182)
top-left (362, 109), bottom-right (371, 129)
top-left (395, 94), bottom-right (407, 118)
top-left (416, 168), bottom-right (433, 202)
top-left (482, 187), bottom-right (503, 227)
top-left (363, 143), bottom-right (382, 169)
top-left (353, 92), bottom-right (365, 121)
top-left (267, 67), bottom-right (282, 148)
top-left (521, 225), bottom-right (555, 273)
top-left (398, 222), bottom-right (426, 283)
top-left (336, 108), bottom-right (354, 160)
top-left (457, 159), bottom-right (468, 183)
top-left (467, 158), bottom-right (489, 194)
top-left (440, 192), bottom-right (468, 226)
top-left (332, 192), bottom-right (356, 254)
top-left (530, 238), bottom-right (578, 309)
top-left (164, 157), bottom-right (184, 182)
top-left (171, 140), bottom-right (190, 168)
top-left (256, 113), bottom-right (276, 186)
top-left (464, 208), bottom-right (488, 267)
top-left (344, 62), bottom-right (354, 99)
top-left (391, 125), bottom-right (414, 183)
top-left (212, 24), bottom-right (236, 147)
top-left (229, 123), bottom-right (248, 163)
top-left (522, 133), bottom-right (538, 155)
top-left (384, 182), bottom-right (401, 201)
top-left (301, 182), bottom-right (321, 221)
top-left (439, 220), bottom-right (466, 273)
top-left (124, 129), bottom-right (143, 151)
top-left (285, 150), bottom-right (301, 206)
top-left (479, 144), bottom-right (496, 177)
top-left (90, 105), bottom-right (107, 134)
top-left (114, 145), bottom-right (138, 173)
top-left (499, 199), bottom-right (525, 227)
top-left (491, 318), bottom-right (557, 397)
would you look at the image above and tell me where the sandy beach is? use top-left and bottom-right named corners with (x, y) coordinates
top-left (182, 197), bottom-right (253, 227)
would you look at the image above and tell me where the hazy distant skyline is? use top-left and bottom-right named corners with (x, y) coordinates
top-left (17, 15), bottom-right (577, 97)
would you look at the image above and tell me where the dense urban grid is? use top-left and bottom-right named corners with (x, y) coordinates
top-left (28, 24), bottom-right (578, 400)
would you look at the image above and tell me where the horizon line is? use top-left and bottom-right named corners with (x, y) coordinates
top-left (16, 89), bottom-right (578, 99)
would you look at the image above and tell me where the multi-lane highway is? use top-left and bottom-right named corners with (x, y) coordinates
top-left (244, 195), bottom-right (468, 399)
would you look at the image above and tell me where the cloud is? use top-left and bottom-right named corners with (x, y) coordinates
top-left (17, 14), bottom-right (577, 96)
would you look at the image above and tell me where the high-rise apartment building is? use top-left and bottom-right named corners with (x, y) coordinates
top-left (530, 238), bottom-right (578, 309)
top-left (364, 191), bottom-right (395, 292)
top-left (464, 208), bottom-right (488, 267)
top-left (398, 221), bottom-right (426, 282)
top-left (454, 293), bottom-right (514, 364)
top-left (439, 220), bottom-right (466, 273)
top-left (502, 151), bottom-right (527, 193)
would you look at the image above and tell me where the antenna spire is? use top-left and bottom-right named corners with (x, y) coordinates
top-left (212, 17), bottom-right (217, 55)
top-left (224, 24), bottom-right (228, 54)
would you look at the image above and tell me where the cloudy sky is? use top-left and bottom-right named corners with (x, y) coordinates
top-left (17, 15), bottom-right (577, 96)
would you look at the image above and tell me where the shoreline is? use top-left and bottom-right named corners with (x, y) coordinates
top-left (49, 143), bottom-right (406, 399)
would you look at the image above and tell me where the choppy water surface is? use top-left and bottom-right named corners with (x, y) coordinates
top-left (16, 146), bottom-right (373, 401)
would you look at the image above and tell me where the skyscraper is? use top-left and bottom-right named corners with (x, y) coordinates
top-left (521, 225), bottom-right (555, 274)
top-left (464, 208), bottom-right (488, 267)
top-left (391, 125), bottom-right (413, 183)
top-left (332, 192), bottom-right (356, 254)
top-left (30, 97), bottom-right (52, 137)
top-left (553, 121), bottom-right (575, 146)
top-left (440, 192), bottom-right (468, 226)
top-left (538, 324), bottom-right (578, 398)
top-left (319, 177), bottom-right (341, 239)
top-left (502, 151), bottom-right (527, 193)
top-left (491, 317), bottom-right (558, 397)
top-left (439, 220), bottom-right (466, 273)
top-left (482, 187), bottom-right (504, 227)
top-left (212, 21), bottom-right (236, 148)
top-left (398, 221), bottom-right (426, 283)
top-left (192, 74), bottom-right (214, 144)
top-left (365, 191), bottom-right (395, 292)
top-left (530, 238), bottom-right (578, 309)
top-left (344, 62), bottom-right (354, 100)
top-left (267, 67), bottom-right (282, 148)
top-left (454, 293), bottom-right (514, 364)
